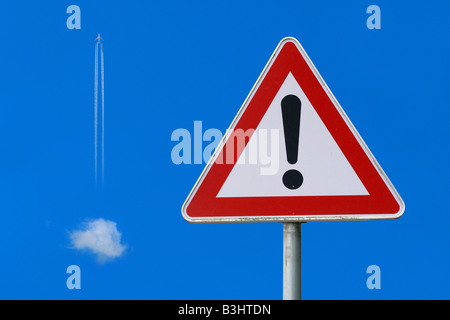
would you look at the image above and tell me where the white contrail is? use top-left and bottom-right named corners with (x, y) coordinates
top-left (100, 43), bottom-right (105, 187)
top-left (94, 41), bottom-right (99, 186)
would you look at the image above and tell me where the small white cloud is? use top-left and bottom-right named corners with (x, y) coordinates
top-left (69, 218), bottom-right (126, 263)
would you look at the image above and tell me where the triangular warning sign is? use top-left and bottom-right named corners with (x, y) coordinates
top-left (182, 37), bottom-right (404, 223)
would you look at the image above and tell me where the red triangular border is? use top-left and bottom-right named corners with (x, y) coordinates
top-left (183, 38), bottom-right (404, 222)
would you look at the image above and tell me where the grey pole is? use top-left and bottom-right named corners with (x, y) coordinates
top-left (283, 222), bottom-right (302, 300)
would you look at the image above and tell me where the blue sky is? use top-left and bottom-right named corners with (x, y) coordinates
top-left (0, 0), bottom-right (449, 299)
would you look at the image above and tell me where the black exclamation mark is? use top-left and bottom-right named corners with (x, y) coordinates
top-left (281, 95), bottom-right (303, 190)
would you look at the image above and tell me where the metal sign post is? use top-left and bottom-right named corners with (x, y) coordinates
top-left (283, 222), bottom-right (302, 300)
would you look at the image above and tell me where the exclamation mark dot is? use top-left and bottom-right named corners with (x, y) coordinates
top-left (281, 95), bottom-right (303, 190)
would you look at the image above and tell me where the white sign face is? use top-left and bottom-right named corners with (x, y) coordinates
top-left (217, 73), bottom-right (369, 198)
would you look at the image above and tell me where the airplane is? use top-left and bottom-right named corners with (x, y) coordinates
top-left (95, 34), bottom-right (103, 42)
